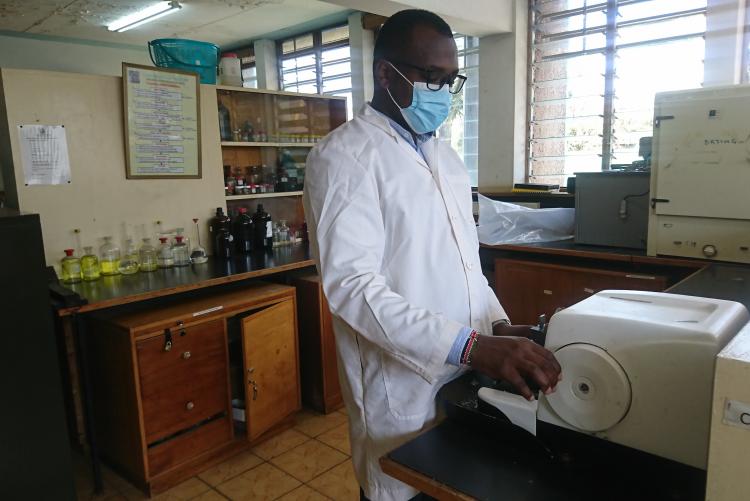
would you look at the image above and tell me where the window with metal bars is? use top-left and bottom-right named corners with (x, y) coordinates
top-left (278, 24), bottom-right (353, 118)
top-left (528, 0), bottom-right (707, 184)
top-left (240, 52), bottom-right (257, 89)
top-left (437, 34), bottom-right (480, 186)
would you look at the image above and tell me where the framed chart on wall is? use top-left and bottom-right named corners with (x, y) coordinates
top-left (122, 63), bottom-right (202, 179)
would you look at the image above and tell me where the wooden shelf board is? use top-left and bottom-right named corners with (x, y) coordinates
top-left (214, 84), bottom-right (346, 101)
top-left (226, 191), bottom-right (304, 201)
top-left (221, 142), bottom-right (317, 148)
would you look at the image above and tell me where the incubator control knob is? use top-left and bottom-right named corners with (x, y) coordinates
top-left (702, 245), bottom-right (717, 258)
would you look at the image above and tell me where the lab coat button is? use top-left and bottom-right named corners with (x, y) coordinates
top-left (465, 262), bottom-right (473, 270)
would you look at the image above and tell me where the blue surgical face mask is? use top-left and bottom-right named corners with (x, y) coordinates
top-left (385, 61), bottom-right (451, 134)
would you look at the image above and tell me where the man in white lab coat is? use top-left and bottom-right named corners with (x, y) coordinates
top-left (303, 9), bottom-right (561, 501)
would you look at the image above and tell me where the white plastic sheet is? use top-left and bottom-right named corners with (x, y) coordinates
top-left (477, 193), bottom-right (575, 245)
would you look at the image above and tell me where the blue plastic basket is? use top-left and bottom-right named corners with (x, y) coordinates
top-left (148, 38), bottom-right (219, 84)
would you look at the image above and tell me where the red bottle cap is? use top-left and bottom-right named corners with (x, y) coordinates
top-left (159, 237), bottom-right (168, 243)
top-left (64, 249), bottom-right (74, 256)
top-left (175, 236), bottom-right (184, 243)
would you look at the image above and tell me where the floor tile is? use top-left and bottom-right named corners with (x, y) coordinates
top-left (116, 482), bottom-right (150, 501)
top-left (152, 477), bottom-right (212, 501)
top-left (216, 463), bottom-right (300, 501)
top-left (191, 490), bottom-right (228, 500)
top-left (308, 461), bottom-right (359, 501)
top-left (270, 440), bottom-right (347, 483)
top-left (276, 485), bottom-right (330, 501)
top-left (251, 428), bottom-right (310, 461)
top-left (118, 484), bottom-right (149, 501)
top-left (198, 450), bottom-right (264, 487)
top-left (336, 407), bottom-right (348, 417)
top-left (294, 410), bottom-right (348, 438)
top-left (75, 469), bottom-right (120, 501)
top-left (316, 423), bottom-right (351, 455)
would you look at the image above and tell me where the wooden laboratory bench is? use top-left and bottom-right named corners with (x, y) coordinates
top-left (381, 249), bottom-right (750, 501)
top-left (380, 373), bottom-right (708, 501)
top-left (51, 245), bottom-right (320, 495)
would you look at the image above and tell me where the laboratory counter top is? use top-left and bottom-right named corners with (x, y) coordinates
top-left (54, 245), bottom-right (314, 316)
top-left (480, 240), bottom-right (702, 266)
top-left (383, 246), bottom-right (750, 500)
top-left (381, 373), bottom-right (706, 501)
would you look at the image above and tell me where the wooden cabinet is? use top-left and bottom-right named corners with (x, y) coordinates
top-left (495, 258), bottom-right (668, 325)
top-left (293, 274), bottom-right (342, 414)
top-left (87, 282), bottom-right (299, 495)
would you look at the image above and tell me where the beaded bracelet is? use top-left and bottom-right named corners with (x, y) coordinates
top-left (460, 330), bottom-right (479, 366)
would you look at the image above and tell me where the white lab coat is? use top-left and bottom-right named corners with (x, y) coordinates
top-left (303, 104), bottom-right (508, 501)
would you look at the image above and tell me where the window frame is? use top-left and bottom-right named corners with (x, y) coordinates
top-left (277, 23), bottom-right (351, 96)
top-left (527, 0), bottom-right (708, 181)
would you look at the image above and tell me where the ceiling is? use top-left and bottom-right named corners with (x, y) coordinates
top-left (0, 0), bottom-right (349, 48)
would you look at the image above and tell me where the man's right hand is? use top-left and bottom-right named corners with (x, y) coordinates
top-left (470, 335), bottom-right (562, 401)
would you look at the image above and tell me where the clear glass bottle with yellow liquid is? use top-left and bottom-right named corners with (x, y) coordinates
top-left (99, 236), bottom-right (121, 276)
top-left (61, 249), bottom-right (82, 284)
top-left (81, 246), bottom-right (101, 281)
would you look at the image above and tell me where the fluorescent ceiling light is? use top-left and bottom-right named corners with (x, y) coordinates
top-left (107, 1), bottom-right (181, 33)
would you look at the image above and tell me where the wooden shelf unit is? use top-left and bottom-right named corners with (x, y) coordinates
top-left (217, 87), bottom-right (346, 229)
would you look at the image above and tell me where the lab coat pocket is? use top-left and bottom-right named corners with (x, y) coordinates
top-left (381, 351), bottom-right (434, 420)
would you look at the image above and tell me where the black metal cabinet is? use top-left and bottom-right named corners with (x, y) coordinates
top-left (0, 209), bottom-right (76, 500)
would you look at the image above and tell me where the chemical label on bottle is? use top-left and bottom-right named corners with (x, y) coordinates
top-left (228, 234), bottom-right (234, 242)
top-left (266, 221), bottom-right (272, 238)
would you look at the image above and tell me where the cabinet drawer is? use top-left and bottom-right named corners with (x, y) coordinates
top-left (147, 416), bottom-right (232, 477)
top-left (137, 319), bottom-right (229, 444)
top-left (495, 259), bottom-right (574, 324)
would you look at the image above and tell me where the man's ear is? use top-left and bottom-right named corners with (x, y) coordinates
top-left (374, 59), bottom-right (391, 90)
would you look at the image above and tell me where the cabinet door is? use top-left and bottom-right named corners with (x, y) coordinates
top-left (137, 319), bottom-right (229, 444)
top-left (241, 299), bottom-right (300, 441)
top-left (495, 259), bottom-right (574, 325)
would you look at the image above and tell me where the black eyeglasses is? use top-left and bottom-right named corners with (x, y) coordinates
top-left (391, 61), bottom-right (467, 94)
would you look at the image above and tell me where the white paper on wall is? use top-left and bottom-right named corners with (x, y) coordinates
top-left (18, 124), bottom-right (72, 185)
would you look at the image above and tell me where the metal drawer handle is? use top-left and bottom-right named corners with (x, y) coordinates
top-left (543, 290), bottom-right (553, 295)
top-left (182, 351), bottom-right (191, 360)
top-left (186, 401), bottom-right (195, 411)
top-left (625, 274), bottom-right (656, 280)
top-left (584, 288), bottom-right (595, 294)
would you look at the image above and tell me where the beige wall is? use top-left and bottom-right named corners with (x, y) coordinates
top-left (0, 34), bottom-right (151, 77)
top-left (0, 68), bottom-right (225, 268)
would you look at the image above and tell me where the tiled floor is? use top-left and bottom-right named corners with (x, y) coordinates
top-left (74, 407), bottom-right (359, 501)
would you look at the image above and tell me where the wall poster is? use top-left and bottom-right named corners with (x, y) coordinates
top-left (122, 63), bottom-right (201, 179)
